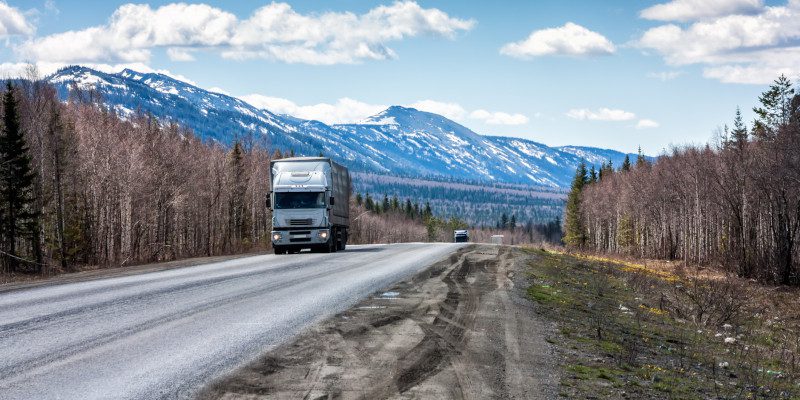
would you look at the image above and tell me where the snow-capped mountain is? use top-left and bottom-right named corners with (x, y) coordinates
top-left (46, 66), bottom-right (638, 187)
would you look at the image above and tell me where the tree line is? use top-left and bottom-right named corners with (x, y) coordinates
top-left (564, 76), bottom-right (800, 285)
top-left (0, 74), bottom-right (277, 275)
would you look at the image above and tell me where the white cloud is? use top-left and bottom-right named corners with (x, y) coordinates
top-left (566, 108), bottom-right (636, 121)
top-left (166, 48), bottom-right (196, 62)
top-left (500, 22), bottom-right (615, 58)
top-left (44, 0), bottom-right (59, 15)
top-left (240, 95), bottom-right (531, 127)
top-left (408, 100), bottom-right (467, 121)
top-left (0, 1), bottom-right (34, 37)
top-left (637, 1), bottom-right (800, 84)
top-left (640, 0), bottom-right (763, 22)
top-left (636, 119), bottom-right (660, 129)
top-left (241, 95), bottom-right (387, 125)
top-left (17, 1), bottom-right (474, 65)
top-left (208, 87), bottom-right (231, 96)
top-left (469, 109), bottom-right (529, 125)
top-left (702, 63), bottom-right (799, 84)
top-left (647, 70), bottom-right (683, 81)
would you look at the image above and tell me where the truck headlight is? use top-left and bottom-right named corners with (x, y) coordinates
top-left (272, 233), bottom-right (282, 241)
top-left (319, 231), bottom-right (329, 239)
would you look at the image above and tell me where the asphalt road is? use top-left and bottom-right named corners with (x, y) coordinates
top-left (0, 243), bottom-right (463, 400)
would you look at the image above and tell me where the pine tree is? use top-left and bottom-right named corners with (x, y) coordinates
top-left (621, 155), bottom-right (631, 172)
top-left (405, 199), bottom-right (413, 218)
top-left (391, 195), bottom-right (399, 211)
top-left (365, 193), bottom-right (374, 211)
top-left (510, 214), bottom-right (517, 231)
top-left (598, 161), bottom-right (606, 181)
top-left (500, 213), bottom-right (508, 229)
top-left (382, 194), bottom-right (390, 212)
top-left (589, 165), bottom-right (598, 183)
top-left (423, 202), bottom-right (432, 219)
top-left (0, 83), bottom-right (39, 272)
top-left (355, 192), bottom-right (363, 206)
top-left (731, 107), bottom-right (748, 150)
top-left (753, 75), bottom-right (795, 138)
top-left (563, 162), bottom-right (588, 248)
top-left (636, 146), bottom-right (648, 168)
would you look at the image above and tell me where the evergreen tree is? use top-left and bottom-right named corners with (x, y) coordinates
top-left (391, 195), bottom-right (399, 211)
top-left (405, 199), bottom-right (413, 218)
top-left (589, 165), bottom-right (598, 183)
top-left (0, 83), bottom-right (39, 272)
top-left (365, 193), bottom-right (374, 211)
top-left (636, 146), bottom-right (648, 168)
top-left (423, 202), bottom-right (432, 219)
top-left (753, 75), bottom-right (795, 138)
top-left (500, 213), bottom-right (508, 229)
top-left (598, 161), bottom-right (606, 181)
top-left (510, 214), bottom-right (517, 231)
top-left (563, 162), bottom-right (588, 248)
top-left (731, 107), bottom-right (749, 150)
top-left (355, 192), bottom-right (363, 206)
top-left (621, 154), bottom-right (631, 172)
top-left (382, 194), bottom-right (390, 212)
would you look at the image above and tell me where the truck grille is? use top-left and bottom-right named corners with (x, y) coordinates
top-left (289, 231), bottom-right (312, 243)
top-left (288, 218), bottom-right (313, 226)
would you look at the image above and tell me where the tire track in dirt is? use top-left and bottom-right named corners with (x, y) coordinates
top-left (199, 245), bottom-right (558, 400)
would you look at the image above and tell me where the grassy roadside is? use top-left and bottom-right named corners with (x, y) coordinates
top-left (523, 248), bottom-right (800, 399)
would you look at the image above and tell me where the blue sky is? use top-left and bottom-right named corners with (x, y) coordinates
top-left (0, 0), bottom-right (797, 154)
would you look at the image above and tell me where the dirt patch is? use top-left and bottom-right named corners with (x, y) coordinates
top-left (197, 245), bottom-right (559, 400)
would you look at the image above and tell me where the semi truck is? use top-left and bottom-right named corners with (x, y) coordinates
top-left (267, 157), bottom-right (351, 254)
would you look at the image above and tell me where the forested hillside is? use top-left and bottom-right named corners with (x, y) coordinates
top-left (564, 76), bottom-right (800, 285)
top-left (351, 172), bottom-right (565, 226)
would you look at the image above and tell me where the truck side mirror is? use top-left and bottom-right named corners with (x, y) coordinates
top-left (329, 196), bottom-right (335, 206)
top-left (266, 194), bottom-right (271, 209)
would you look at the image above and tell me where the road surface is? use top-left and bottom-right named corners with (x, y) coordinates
top-left (0, 243), bottom-right (463, 400)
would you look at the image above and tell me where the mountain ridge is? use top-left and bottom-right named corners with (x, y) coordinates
top-left (45, 65), bottom-right (639, 187)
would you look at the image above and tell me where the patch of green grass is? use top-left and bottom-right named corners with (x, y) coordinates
top-left (526, 284), bottom-right (569, 305)
top-left (566, 364), bottom-right (622, 383)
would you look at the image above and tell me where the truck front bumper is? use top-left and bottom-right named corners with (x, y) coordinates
top-left (271, 229), bottom-right (330, 246)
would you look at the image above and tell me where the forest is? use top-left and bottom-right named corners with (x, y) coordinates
top-left (0, 72), bottom-right (556, 279)
top-left (564, 76), bottom-right (800, 286)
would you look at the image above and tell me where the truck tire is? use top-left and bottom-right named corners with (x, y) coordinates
top-left (330, 229), bottom-right (338, 253)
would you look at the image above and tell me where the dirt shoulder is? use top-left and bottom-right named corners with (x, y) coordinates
top-left (198, 245), bottom-right (560, 400)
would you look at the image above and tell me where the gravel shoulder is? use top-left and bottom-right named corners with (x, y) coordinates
top-left (198, 245), bottom-right (559, 400)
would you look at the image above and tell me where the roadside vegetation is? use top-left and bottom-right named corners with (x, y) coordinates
top-left (564, 75), bottom-right (800, 286)
top-left (524, 248), bottom-right (800, 398)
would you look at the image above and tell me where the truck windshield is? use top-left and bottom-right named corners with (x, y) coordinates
top-left (274, 192), bottom-right (326, 209)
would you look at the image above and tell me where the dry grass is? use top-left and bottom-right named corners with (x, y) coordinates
top-left (523, 247), bottom-right (800, 398)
